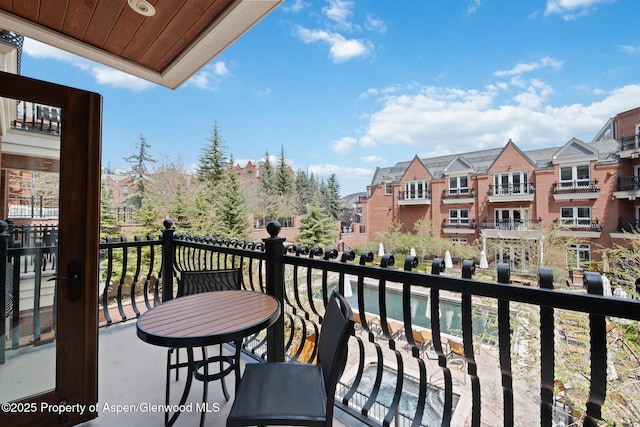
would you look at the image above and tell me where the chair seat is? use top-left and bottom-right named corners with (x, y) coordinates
top-left (227, 363), bottom-right (328, 426)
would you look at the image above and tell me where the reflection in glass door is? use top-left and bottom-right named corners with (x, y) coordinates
top-left (0, 98), bottom-right (60, 402)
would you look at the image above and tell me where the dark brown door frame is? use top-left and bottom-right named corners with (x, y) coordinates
top-left (0, 71), bottom-right (101, 426)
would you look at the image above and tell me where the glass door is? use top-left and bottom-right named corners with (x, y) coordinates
top-left (0, 72), bottom-right (101, 426)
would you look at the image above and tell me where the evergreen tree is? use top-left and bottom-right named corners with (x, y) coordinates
top-left (168, 181), bottom-right (193, 233)
top-left (213, 158), bottom-right (249, 239)
top-left (325, 173), bottom-right (341, 220)
top-left (191, 186), bottom-right (215, 235)
top-left (274, 145), bottom-right (294, 196)
top-left (100, 181), bottom-right (120, 239)
top-left (294, 170), bottom-right (314, 215)
top-left (260, 150), bottom-right (275, 196)
top-left (198, 121), bottom-right (227, 192)
top-left (135, 191), bottom-right (162, 238)
top-left (123, 134), bottom-right (156, 209)
top-left (296, 195), bottom-right (336, 247)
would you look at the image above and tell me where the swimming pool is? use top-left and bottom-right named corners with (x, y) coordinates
top-left (346, 281), bottom-right (498, 338)
top-left (350, 364), bottom-right (459, 426)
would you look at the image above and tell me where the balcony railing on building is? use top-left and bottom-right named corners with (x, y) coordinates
top-left (398, 189), bottom-right (431, 205)
top-left (442, 218), bottom-right (477, 235)
top-left (10, 101), bottom-right (62, 136)
top-left (615, 176), bottom-right (640, 192)
top-left (616, 218), bottom-right (640, 233)
top-left (7, 196), bottom-right (59, 219)
top-left (552, 180), bottom-right (599, 201)
top-left (554, 218), bottom-right (602, 232)
top-left (619, 133), bottom-right (640, 152)
top-left (3, 219), bottom-right (640, 426)
top-left (441, 187), bottom-right (476, 204)
top-left (487, 183), bottom-right (535, 202)
top-left (481, 217), bottom-right (542, 231)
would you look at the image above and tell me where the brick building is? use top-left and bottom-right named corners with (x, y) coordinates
top-left (359, 107), bottom-right (640, 272)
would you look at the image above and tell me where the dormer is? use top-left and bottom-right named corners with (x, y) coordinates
top-left (551, 138), bottom-right (600, 200)
top-left (442, 156), bottom-right (475, 204)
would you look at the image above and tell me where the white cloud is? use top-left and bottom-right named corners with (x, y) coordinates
top-left (331, 136), bottom-right (357, 154)
top-left (361, 155), bottom-right (382, 163)
top-left (283, 0), bottom-right (310, 13)
top-left (323, 0), bottom-right (354, 28)
top-left (295, 26), bottom-right (371, 62)
top-left (365, 14), bottom-right (387, 33)
top-left (494, 57), bottom-right (563, 77)
top-left (618, 44), bottom-right (640, 54)
top-left (467, 0), bottom-right (482, 14)
top-left (357, 82), bottom-right (640, 158)
top-left (186, 61), bottom-right (231, 90)
top-left (23, 38), bottom-right (152, 91)
top-left (544, 0), bottom-right (614, 20)
top-left (308, 163), bottom-right (373, 181)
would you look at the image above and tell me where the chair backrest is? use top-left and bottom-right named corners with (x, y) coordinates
top-left (177, 269), bottom-right (244, 297)
top-left (317, 292), bottom-right (355, 408)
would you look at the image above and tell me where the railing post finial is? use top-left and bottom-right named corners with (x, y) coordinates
top-left (266, 220), bottom-right (281, 238)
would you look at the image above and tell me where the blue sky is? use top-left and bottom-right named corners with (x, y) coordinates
top-left (18, 0), bottom-right (640, 196)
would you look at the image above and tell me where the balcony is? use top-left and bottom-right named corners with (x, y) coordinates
top-left (618, 134), bottom-right (640, 158)
top-left (441, 218), bottom-right (477, 235)
top-left (441, 188), bottom-right (476, 205)
top-left (398, 190), bottom-right (431, 206)
top-left (613, 176), bottom-right (640, 201)
top-left (480, 217), bottom-right (542, 239)
top-left (610, 218), bottom-right (640, 240)
top-left (3, 221), bottom-right (640, 426)
top-left (552, 180), bottom-right (599, 201)
top-left (487, 183), bottom-right (535, 203)
top-left (553, 218), bottom-right (602, 238)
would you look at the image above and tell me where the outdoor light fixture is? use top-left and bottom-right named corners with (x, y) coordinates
top-left (128, 0), bottom-right (156, 16)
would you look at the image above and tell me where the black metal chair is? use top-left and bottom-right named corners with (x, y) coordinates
top-left (166, 269), bottom-right (244, 424)
top-left (226, 291), bottom-right (355, 427)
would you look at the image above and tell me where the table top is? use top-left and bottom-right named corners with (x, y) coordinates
top-left (136, 290), bottom-right (281, 348)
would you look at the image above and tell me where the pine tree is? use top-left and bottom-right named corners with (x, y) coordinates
top-left (123, 134), bottom-right (156, 209)
top-left (274, 145), bottom-right (293, 196)
top-left (168, 181), bottom-right (193, 233)
top-left (198, 121), bottom-right (227, 193)
top-left (296, 195), bottom-right (335, 247)
top-left (294, 170), bottom-right (314, 215)
top-left (325, 173), bottom-right (341, 219)
top-left (260, 150), bottom-right (275, 196)
top-left (213, 159), bottom-right (249, 239)
top-left (100, 181), bottom-right (120, 239)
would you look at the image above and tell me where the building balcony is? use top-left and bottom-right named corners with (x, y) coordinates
top-left (610, 218), bottom-right (640, 240)
top-left (441, 188), bottom-right (476, 205)
top-left (553, 218), bottom-right (602, 238)
top-left (441, 218), bottom-right (477, 234)
top-left (613, 176), bottom-right (640, 200)
top-left (552, 180), bottom-right (599, 201)
top-left (398, 190), bottom-right (431, 205)
top-left (487, 183), bottom-right (535, 203)
top-left (480, 217), bottom-right (542, 239)
top-left (3, 222), bottom-right (640, 426)
top-left (618, 134), bottom-right (640, 158)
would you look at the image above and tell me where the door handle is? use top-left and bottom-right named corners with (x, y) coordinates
top-left (48, 260), bottom-right (82, 302)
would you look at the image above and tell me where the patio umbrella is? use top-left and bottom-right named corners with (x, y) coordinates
top-left (378, 242), bottom-right (384, 257)
top-left (344, 280), bottom-right (353, 298)
top-left (444, 250), bottom-right (453, 269)
top-left (602, 273), bottom-right (612, 297)
top-left (602, 253), bottom-right (609, 273)
top-left (479, 238), bottom-right (489, 269)
top-left (410, 247), bottom-right (416, 257)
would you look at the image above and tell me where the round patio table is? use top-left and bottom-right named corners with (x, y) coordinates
top-left (136, 290), bottom-right (281, 426)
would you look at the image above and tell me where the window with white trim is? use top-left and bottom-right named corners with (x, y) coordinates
top-left (449, 209), bottom-right (469, 225)
top-left (404, 180), bottom-right (428, 200)
top-left (494, 208), bottom-right (528, 229)
top-left (384, 181), bottom-right (392, 195)
top-left (567, 244), bottom-right (590, 269)
top-left (560, 165), bottom-right (590, 189)
top-left (561, 207), bottom-right (591, 227)
top-left (449, 175), bottom-right (468, 195)
top-left (493, 171), bottom-right (528, 194)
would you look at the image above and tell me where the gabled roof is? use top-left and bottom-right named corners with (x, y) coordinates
top-left (486, 139), bottom-right (536, 172)
top-left (0, 0), bottom-right (283, 89)
top-left (552, 138), bottom-right (598, 164)
top-left (399, 155), bottom-right (431, 181)
top-left (443, 155), bottom-right (474, 175)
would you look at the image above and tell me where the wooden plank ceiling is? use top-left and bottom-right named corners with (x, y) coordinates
top-left (0, 0), bottom-right (282, 88)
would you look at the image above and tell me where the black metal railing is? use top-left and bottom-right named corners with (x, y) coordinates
top-left (616, 218), bottom-right (640, 233)
top-left (10, 101), bottom-right (62, 135)
top-left (481, 217), bottom-right (543, 230)
top-left (442, 218), bottom-right (476, 230)
top-left (441, 187), bottom-right (475, 200)
top-left (2, 219), bottom-right (640, 426)
top-left (554, 218), bottom-right (602, 232)
top-left (8, 196), bottom-right (59, 218)
top-left (616, 176), bottom-right (640, 192)
top-left (552, 180), bottom-right (599, 194)
top-left (487, 183), bottom-right (535, 196)
top-left (398, 190), bottom-right (431, 201)
top-left (619, 134), bottom-right (640, 151)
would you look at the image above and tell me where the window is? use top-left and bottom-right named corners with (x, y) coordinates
top-left (493, 171), bottom-right (528, 194)
top-left (449, 209), bottom-right (469, 225)
top-left (449, 175), bottom-right (468, 195)
top-left (494, 208), bottom-right (528, 229)
top-left (567, 244), bottom-right (590, 269)
top-left (451, 237), bottom-right (467, 244)
top-left (247, 171), bottom-right (252, 181)
top-left (560, 165), bottom-right (590, 189)
top-left (561, 207), bottom-right (591, 227)
top-left (384, 181), bottom-right (392, 195)
top-left (404, 180), bottom-right (428, 199)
